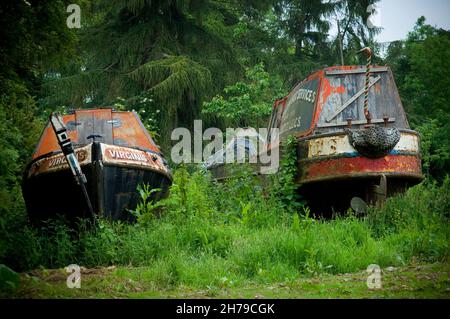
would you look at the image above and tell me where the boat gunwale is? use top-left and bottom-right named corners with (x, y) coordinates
top-left (24, 143), bottom-right (173, 181)
top-left (295, 128), bottom-right (420, 142)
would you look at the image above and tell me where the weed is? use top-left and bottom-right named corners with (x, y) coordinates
top-left (0, 164), bottom-right (448, 290)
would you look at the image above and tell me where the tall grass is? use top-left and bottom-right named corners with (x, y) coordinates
top-left (0, 164), bottom-right (448, 289)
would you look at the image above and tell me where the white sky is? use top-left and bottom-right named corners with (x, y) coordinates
top-left (376, 0), bottom-right (450, 43)
top-left (327, 0), bottom-right (450, 43)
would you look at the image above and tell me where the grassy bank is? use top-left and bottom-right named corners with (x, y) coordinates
top-left (0, 164), bottom-right (449, 298)
top-left (11, 263), bottom-right (450, 298)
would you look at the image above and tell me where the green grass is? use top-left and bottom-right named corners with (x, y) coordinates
top-left (11, 263), bottom-right (450, 299)
top-left (0, 166), bottom-right (449, 298)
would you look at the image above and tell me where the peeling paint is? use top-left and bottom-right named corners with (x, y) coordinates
top-left (32, 109), bottom-right (160, 160)
top-left (307, 131), bottom-right (419, 158)
top-left (101, 144), bottom-right (169, 174)
top-left (301, 154), bottom-right (422, 183)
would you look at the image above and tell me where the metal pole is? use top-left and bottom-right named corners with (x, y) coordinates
top-left (50, 112), bottom-right (94, 217)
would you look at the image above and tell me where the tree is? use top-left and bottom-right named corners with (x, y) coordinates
top-left (202, 63), bottom-right (285, 128)
top-left (268, 0), bottom-right (380, 86)
top-left (0, 0), bottom-right (78, 215)
top-left (273, 0), bottom-right (336, 59)
top-left (385, 17), bottom-right (450, 180)
top-left (331, 0), bottom-right (381, 66)
top-left (44, 0), bottom-right (270, 149)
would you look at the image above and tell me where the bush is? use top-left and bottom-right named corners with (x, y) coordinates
top-left (0, 166), bottom-right (448, 288)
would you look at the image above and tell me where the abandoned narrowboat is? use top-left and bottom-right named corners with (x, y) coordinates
top-left (206, 53), bottom-right (423, 213)
top-left (265, 61), bottom-right (423, 212)
top-left (22, 108), bottom-right (172, 222)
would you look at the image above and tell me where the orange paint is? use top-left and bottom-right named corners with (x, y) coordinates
top-left (32, 109), bottom-right (160, 160)
top-left (374, 82), bottom-right (382, 93)
top-left (314, 77), bottom-right (344, 126)
top-left (303, 154), bottom-right (422, 182)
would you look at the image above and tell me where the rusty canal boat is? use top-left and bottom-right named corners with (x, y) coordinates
top-left (268, 62), bottom-right (423, 212)
top-left (22, 108), bottom-right (172, 222)
top-left (208, 57), bottom-right (423, 213)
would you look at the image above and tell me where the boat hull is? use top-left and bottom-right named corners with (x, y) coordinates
top-left (295, 129), bottom-right (422, 214)
top-left (207, 129), bottom-right (422, 214)
top-left (297, 129), bottom-right (423, 183)
top-left (22, 142), bottom-right (172, 222)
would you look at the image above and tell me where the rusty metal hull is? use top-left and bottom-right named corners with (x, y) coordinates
top-left (299, 154), bottom-right (422, 183)
top-left (292, 129), bottom-right (422, 214)
top-left (297, 129), bottom-right (422, 184)
top-left (205, 65), bottom-right (424, 211)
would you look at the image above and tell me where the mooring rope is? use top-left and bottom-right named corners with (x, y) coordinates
top-left (358, 47), bottom-right (372, 123)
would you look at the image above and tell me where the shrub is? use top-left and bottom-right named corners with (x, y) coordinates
top-left (0, 167), bottom-right (448, 288)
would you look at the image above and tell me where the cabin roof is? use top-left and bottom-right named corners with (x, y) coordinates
top-left (291, 65), bottom-right (388, 88)
top-left (270, 65), bottom-right (409, 140)
top-left (32, 108), bottom-right (160, 159)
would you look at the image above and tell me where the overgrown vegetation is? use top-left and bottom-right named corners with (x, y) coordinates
top-left (1, 163), bottom-right (448, 293)
top-left (0, 0), bottom-right (449, 297)
top-left (202, 63), bottom-right (285, 128)
top-left (1, 134), bottom-right (449, 295)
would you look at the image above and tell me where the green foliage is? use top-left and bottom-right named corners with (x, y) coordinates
top-left (366, 178), bottom-right (449, 237)
top-left (273, 0), bottom-right (337, 59)
top-left (415, 119), bottom-right (450, 178)
top-left (270, 135), bottom-right (305, 212)
top-left (0, 264), bottom-right (20, 296)
top-left (129, 184), bottom-right (164, 226)
top-left (402, 19), bottom-right (450, 123)
top-left (366, 178), bottom-right (449, 263)
top-left (385, 17), bottom-right (450, 180)
top-left (1, 167), bottom-right (448, 291)
top-left (0, 79), bottom-right (43, 218)
top-left (0, 0), bottom-right (78, 79)
top-left (202, 63), bottom-right (285, 128)
top-left (0, 0), bottom-right (77, 229)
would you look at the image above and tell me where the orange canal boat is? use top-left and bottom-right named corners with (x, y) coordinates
top-left (22, 109), bottom-right (172, 222)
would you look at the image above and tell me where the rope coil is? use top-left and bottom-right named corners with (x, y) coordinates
top-left (358, 47), bottom-right (372, 123)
